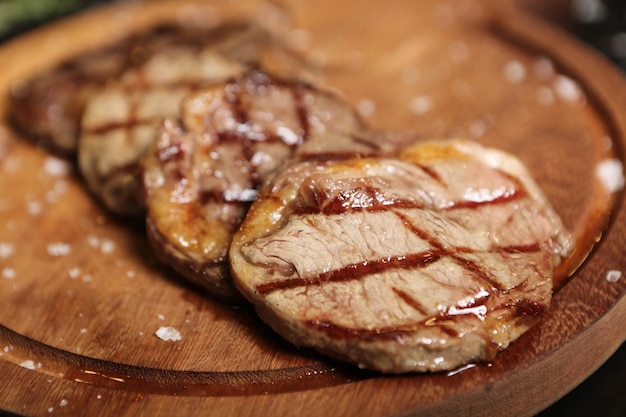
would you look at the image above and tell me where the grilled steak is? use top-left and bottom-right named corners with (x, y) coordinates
top-left (8, 24), bottom-right (199, 154)
top-left (141, 70), bottom-right (416, 300)
top-left (9, 22), bottom-right (304, 157)
top-left (75, 23), bottom-right (312, 217)
top-left (229, 139), bottom-right (573, 373)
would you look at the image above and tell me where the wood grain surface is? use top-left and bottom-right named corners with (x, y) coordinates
top-left (0, 1), bottom-right (625, 416)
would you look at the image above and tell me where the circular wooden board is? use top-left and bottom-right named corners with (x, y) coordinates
top-left (1, 1), bottom-right (625, 416)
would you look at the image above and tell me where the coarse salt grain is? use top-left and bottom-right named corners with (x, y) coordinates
top-left (596, 158), bottom-right (625, 193)
top-left (469, 119), bottom-right (487, 138)
top-left (19, 360), bottom-right (36, 370)
top-left (606, 270), bottom-right (622, 283)
top-left (409, 95), bottom-right (433, 115)
top-left (47, 242), bottom-right (72, 256)
top-left (43, 157), bottom-right (70, 177)
top-left (155, 326), bottom-right (182, 341)
top-left (357, 98), bottom-right (376, 118)
top-left (503, 60), bottom-right (526, 83)
top-left (99, 239), bottom-right (116, 254)
top-left (26, 200), bottom-right (43, 215)
top-left (0, 242), bottom-right (14, 258)
top-left (87, 235), bottom-right (100, 248)
top-left (2, 268), bottom-right (15, 279)
top-left (554, 75), bottom-right (583, 102)
top-left (46, 180), bottom-right (69, 203)
top-left (68, 267), bottom-right (81, 279)
top-left (59, 399), bottom-right (68, 407)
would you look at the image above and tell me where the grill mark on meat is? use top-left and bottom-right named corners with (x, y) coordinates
top-left (293, 175), bottom-right (527, 217)
top-left (391, 287), bottom-right (429, 316)
top-left (418, 164), bottom-right (443, 184)
top-left (350, 134), bottom-right (384, 151)
top-left (193, 71), bottom-right (323, 202)
top-left (155, 135), bottom-right (189, 184)
top-left (224, 77), bottom-right (249, 124)
top-left (254, 207), bottom-right (547, 296)
top-left (255, 250), bottom-right (446, 295)
top-left (82, 84), bottom-right (204, 137)
top-left (291, 85), bottom-right (309, 142)
top-left (253, 238), bottom-right (544, 296)
top-left (393, 210), bottom-right (507, 291)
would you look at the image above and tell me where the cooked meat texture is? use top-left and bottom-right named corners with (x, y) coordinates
top-left (229, 139), bottom-right (573, 373)
top-left (75, 23), bottom-right (312, 217)
top-left (7, 21), bottom-right (307, 156)
top-left (141, 70), bottom-right (416, 300)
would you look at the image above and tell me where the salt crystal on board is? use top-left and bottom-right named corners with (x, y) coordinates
top-left (68, 267), bottom-right (81, 279)
top-left (43, 157), bottom-right (70, 177)
top-left (503, 60), bottom-right (526, 83)
top-left (409, 95), bottom-right (433, 115)
top-left (155, 326), bottom-right (182, 341)
top-left (0, 242), bottom-right (14, 258)
top-left (357, 98), bottom-right (376, 118)
top-left (47, 242), bottom-right (72, 256)
top-left (2, 268), bottom-right (15, 279)
top-left (19, 360), bottom-right (36, 370)
top-left (606, 270), bottom-right (622, 283)
top-left (596, 158), bottom-right (625, 193)
top-left (99, 239), bottom-right (116, 254)
top-left (26, 200), bottom-right (43, 215)
top-left (87, 235), bottom-right (100, 248)
top-left (554, 75), bottom-right (583, 102)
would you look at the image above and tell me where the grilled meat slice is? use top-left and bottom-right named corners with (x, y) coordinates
top-left (229, 139), bottom-right (573, 373)
top-left (9, 22), bottom-right (304, 156)
top-left (76, 23), bottom-right (312, 217)
top-left (141, 70), bottom-right (415, 300)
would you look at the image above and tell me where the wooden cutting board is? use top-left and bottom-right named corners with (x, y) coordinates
top-left (1, 1), bottom-right (625, 416)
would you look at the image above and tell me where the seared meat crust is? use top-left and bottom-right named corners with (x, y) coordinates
top-left (229, 139), bottom-right (573, 372)
top-left (141, 70), bottom-right (416, 300)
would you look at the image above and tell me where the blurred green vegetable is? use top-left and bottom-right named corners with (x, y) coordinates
top-left (0, 0), bottom-right (97, 39)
